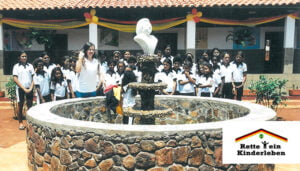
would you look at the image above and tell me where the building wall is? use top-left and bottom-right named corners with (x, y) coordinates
top-left (4, 26), bottom-right (285, 52)
top-left (207, 27), bottom-right (233, 49)
top-left (55, 28), bottom-right (186, 51)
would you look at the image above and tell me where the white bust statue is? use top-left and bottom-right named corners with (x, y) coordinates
top-left (134, 18), bottom-right (158, 55)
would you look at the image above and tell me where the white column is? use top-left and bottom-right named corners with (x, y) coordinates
top-left (283, 16), bottom-right (296, 74)
top-left (284, 16), bottom-right (295, 48)
top-left (0, 22), bottom-right (3, 50)
top-left (89, 23), bottom-right (98, 50)
top-left (186, 20), bottom-right (196, 57)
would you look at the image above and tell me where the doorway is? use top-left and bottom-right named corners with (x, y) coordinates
top-left (48, 34), bottom-right (68, 65)
top-left (264, 32), bottom-right (284, 73)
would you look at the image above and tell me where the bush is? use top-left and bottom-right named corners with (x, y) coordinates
top-left (5, 77), bottom-right (18, 118)
top-left (248, 75), bottom-right (288, 111)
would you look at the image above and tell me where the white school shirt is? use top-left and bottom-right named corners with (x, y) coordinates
top-left (177, 72), bottom-right (196, 94)
top-left (133, 70), bottom-right (142, 83)
top-left (160, 56), bottom-right (174, 64)
top-left (220, 63), bottom-right (234, 83)
top-left (122, 85), bottom-right (135, 108)
top-left (68, 70), bottom-right (77, 92)
top-left (12, 63), bottom-right (34, 89)
top-left (231, 62), bottom-right (247, 82)
top-left (105, 71), bottom-right (119, 87)
top-left (196, 75), bottom-right (214, 96)
top-left (77, 58), bottom-right (99, 92)
top-left (157, 70), bottom-right (176, 93)
top-left (213, 68), bottom-right (222, 89)
top-left (33, 72), bottom-right (50, 96)
top-left (50, 80), bottom-right (68, 98)
top-left (43, 63), bottom-right (56, 76)
top-left (61, 68), bottom-right (71, 92)
top-left (173, 68), bottom-right (183, 92)
top-left (116, 72), bottom-right (124, 85)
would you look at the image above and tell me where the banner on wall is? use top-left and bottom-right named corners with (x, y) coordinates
top-left (232, 27), bottom-right (260, 50)
top-left (100, 28), bottom-right (119, 47)
top-left (4, 30), bottom-right (32, 51)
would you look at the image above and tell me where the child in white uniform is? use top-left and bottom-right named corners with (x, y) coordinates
top-left (50, 67), bottom-right (68, 101)
top-left (178, 61), bottom-right (196, 96)
top-left (157, 58), bottom-right (176, 95)
top-left (231, 51), bottom-right (247, 101)
top-left (33, 59), bottom-right (50, 104)
top-left (196, 63), bottom-right (214, 97)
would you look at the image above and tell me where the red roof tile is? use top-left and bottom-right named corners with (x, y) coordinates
top-left (0, 0), bottom-right (299, 10)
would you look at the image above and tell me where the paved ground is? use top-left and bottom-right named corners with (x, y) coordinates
top-left (0, 97), bottom-right (299, 170)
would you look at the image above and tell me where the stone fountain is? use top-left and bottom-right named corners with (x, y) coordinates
top-left (25, 18), bottom-right (276, 171)
top-left (123, 18), bottom-right (172, 124)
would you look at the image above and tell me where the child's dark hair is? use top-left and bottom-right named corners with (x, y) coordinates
top-left (211, 48), bottom-right (220, 56)
top-left (236, 51), bottom-right (245, 58)
top-left (32, 58), bottom-right (43, 69)
top-left (18, 51), bottom-right (26, 57)
top-left (107, 59), bottom-right (117, 66)
top-left (40, 51), bottom-right (49, 58)
top-left (163, 58), bottom-right (172, 67)
top-left (33, 58), bottom-right (46, 77)
top-left (184, 56), bottom-right (193, 65)
top-left (122, 71), bottom-right (137, 96)
top-left (51, 67), bottom-right (64, 85)
top-left (211, 56), bottom-right (220, 71)
top-left (127, 56), bottom-right (137, 64)
top-left (173, 56), bottom-right (182, 64)
top-left (183, 60), bottom-right (193, 68)
top-left (203, 63), bottom-right (213, 78)
top-left (221, 51), bottom-right (231, 59)
top-left (60, 56), bottom-right (70, 67)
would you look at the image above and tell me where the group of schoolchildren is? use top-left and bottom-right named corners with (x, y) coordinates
top-left (12, 42), bottom-right (247, 129)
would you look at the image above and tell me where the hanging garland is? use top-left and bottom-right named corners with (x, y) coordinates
top-left (0, 9), bottom-right (298, 32)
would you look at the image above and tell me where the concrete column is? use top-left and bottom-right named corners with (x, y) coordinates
top-left (186, 20), bottom-right (196, 60)
top-left (89, 23), bottom-right (98, 50)
top-left (283, 16), bottom-right (295, 74)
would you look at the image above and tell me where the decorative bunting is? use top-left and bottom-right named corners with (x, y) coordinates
top-left (0, 9), bottom-right (298, 32)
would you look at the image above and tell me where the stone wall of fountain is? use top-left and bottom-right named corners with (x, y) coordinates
top-left (26, 96), bottom-right (276, 170)
top-left (50, 96), bottom-right (249, 124)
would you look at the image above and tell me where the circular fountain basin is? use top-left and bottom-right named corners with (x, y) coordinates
top-left (123, 105), bottom-right (173, 118)
top-left (26, 96), bottom-right (276, 170)
top-left (128, 82), bottom-right (167, 90)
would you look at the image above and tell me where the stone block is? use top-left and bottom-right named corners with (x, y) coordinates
top-left (99, 159), bottom-right (114, 171)
top-left (155, 147), bottom-right (173, 166)
top-left (140, 140), bottom-right (156, 152)
top-left (122, 155), bottom-right (136, 169)
top-left (173, 146), bottom-right (190, 164)
top-left (136, 152), bottom-right (156, 169)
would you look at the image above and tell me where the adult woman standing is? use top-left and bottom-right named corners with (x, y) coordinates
top-left (13, 51), bottom-right (34, 130)
top-left (76, 42), bottom-right (103, 98)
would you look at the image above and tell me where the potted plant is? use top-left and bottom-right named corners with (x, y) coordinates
top-left (0, 87), bottom-right (5, 97)
top-left (248, 75), bottom-right (288, 111)
top-left (289, 85), bottom-right (300, 96)
top-left (243, 89), bottom-right (256, 96)
top-left (5, 77), bottom-right (18, 119)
